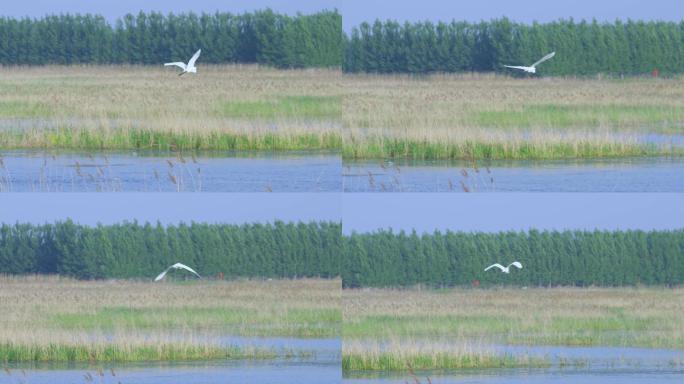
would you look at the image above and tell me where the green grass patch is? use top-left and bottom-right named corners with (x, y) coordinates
top-left (217, 95), bottom-right (341, 120)
top-left (470, 104), bottom-right (684, 128)
top-left (0, 342), bottom-right (278, 363)
top-left (0, 101), bottom-right (51, 118)
top-left (342, 352), bottom-right (549, 371)
top-left (0, 127), bottom-right (342, 151)
top-left (344, 313), bottom-right (683, 348)
top-left (344, 315), bottom-right (521, 339)
top-left (53, 306), bottom-right (340, 338)
top-left (342, 137), bottom-right (677, 160)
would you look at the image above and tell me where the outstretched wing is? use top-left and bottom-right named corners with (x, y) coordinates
top-left (531, 51), bottom-right (555, 67)
top-left (154, 267), bottom-right (170, 282)
top-left (509, 261), bottom-right (523, 270)
top-left (164, 62), bottom-right (187, 70)
top-left (484, 263), bottom-right (505, 272)
top-left (187, 49), bottom-right (201, 68)
top-left (174, 262), bottom-right (202, 279)
top-left (504, 65), bottom-right (528, 71)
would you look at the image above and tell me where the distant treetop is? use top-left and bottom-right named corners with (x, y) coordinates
top-left (0, 9), bottom-right (343, 68)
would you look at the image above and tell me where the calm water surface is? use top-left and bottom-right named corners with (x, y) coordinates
top-left (5, 359), bottom-right (340, 384)
top-left (344, 345), bottom-right (684, 384)
top-left (344, 157), bottom-right (684, 192)
top-left (0, 150), bottom-right (341, 192)
top-left (3, 337), bottom-right (341, 384)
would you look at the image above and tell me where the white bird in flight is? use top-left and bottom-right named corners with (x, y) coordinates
top-left (484, 261), bottom-right (523, 274)
top-left (164, 49), bottom-right (202, 76)
top-left (154, 262), bottom-right (202, 281)
top-left (504, 52), bottom-right (555, 74)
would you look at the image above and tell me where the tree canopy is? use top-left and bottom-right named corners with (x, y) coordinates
top-left (0, 9), bottom-right (342, 68)
top-left (344, 18), bottom-right (684, 75)
top-left (342, 229), bottom-right (684, 288)
top-left (0, 220), bottom-right (341, 279)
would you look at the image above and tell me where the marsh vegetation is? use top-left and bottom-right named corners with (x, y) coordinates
top-left (0, 65), bottom-right (341, 151)
top-left (342, 287), bottom-right (684, 371)
top-left (342, 74), bottom-right (684, 160)
top-left (0, 276), bottom-right (340, 363)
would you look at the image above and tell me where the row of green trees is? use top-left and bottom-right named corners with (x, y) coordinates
top-left (0, 221), bottom-right (341, 279)
top-left (344, 18), bottom-right (684, 74)
top-left (4, 12), bottom-right (684, 75)
top-left (3, 222), bottom-right (683, 287)
top-left (0, 10), bottom-right (342, 67)
top-left (343, 229), bottom-right (684, 288)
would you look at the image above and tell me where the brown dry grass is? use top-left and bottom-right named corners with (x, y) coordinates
top-left (342, 73), bottom-right (684, 158)
top-left (0, 65), bottom-right (341, 147)
top-left (343, 286), bottom-right (684, 348)
top-left (0, 275), bottom-right (340, 350)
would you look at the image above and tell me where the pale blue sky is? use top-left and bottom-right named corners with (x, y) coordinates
top-left (1, 0), bottom-right (680, 32)
top-left (1, 194), bottom-right (681, 233)
top-left (0, 194), bottom-right (341, 225)
top-left (343, 194), bottom-right (684, 234)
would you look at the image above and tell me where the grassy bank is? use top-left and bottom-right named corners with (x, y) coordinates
top-left (0, 276), bottom-right (340, 362)
top-left (0, 65), bottom-right (341, 151)
top-left (342, 135), bottom-right (673, 160)
top-left (0, 343), bottom-right (281, 363)
top-left (4, 67), bottom-right (684, 159)
top-left (343, 341), bottom-right (549, 371)
top-left (342, 73), bottom-right (684, 159)
top-left (342, 287), bottom-right (684, 371)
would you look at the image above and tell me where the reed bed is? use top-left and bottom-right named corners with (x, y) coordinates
top-left (342, 287), bottom-right (684, 370)
top-left (4, 67), bottom-right (683, 159)
top-left (342, 73), bottom-right (684, 159)
top-left (0, 65), bottom-right (341, 151)
top-left (0, 275), bottom-right (340, 362)
top-left (343, 340), bottom-right (548, 371)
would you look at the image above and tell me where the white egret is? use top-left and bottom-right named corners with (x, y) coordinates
top-left (154, 262), bottom-right (201, 281)
top-left (164, 49), bottom-right (201, 76)
top-left (484, 261), bottom-right (523, 274)
top-left (504, 52), bottom-right (555, 74)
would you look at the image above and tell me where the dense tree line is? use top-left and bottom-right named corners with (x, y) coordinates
top-left (344, 18), bottom-right (684, 75)
top-left (0, 221), bottom-right (341, 279)
top-left (343, 229), bottom-right (684, 288)
top-left (0, 9), bottom-right (342, 68)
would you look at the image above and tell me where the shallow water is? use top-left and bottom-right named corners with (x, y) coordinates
top-left (344, 345), bottom-right (684, 383)
top-left (5, 359), bottom-right (341, 384)
top-left (345, 367), bottom-right (684, 383)
top-left (0, 150), bottom-right (341, 192)
top-left (3, 337), bottom-right (341, 384)
top-left (213, 336), bottom-right (340, 359)
top-left (140, 334), bottom-right (340, 359)
top-left (344, 157), bottom-right (684, 192)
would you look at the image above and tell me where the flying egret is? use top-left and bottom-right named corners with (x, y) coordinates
top-left (154, 262), bottom-right (201, 281)
top-left (484, 261), bottom-right (523, 274)
top-left (504, 52), bottom-right (555, 74)
top-left (164, 49), bottom-right (202, 76)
